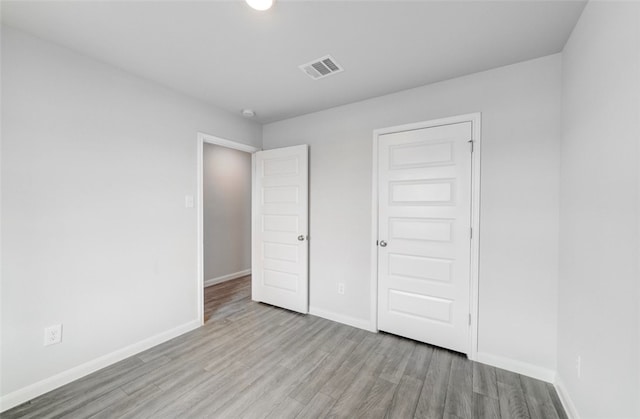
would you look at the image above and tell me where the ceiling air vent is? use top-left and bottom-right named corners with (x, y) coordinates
top-left (299, 55), bottom-right (344, 80)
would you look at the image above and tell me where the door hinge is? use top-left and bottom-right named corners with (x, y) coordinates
top-left (469, 313), bottom-right (472, 325)
top-left (470, 227), bottom-right (473, 239)
top-left (468, 140), bottom-right (474, 153)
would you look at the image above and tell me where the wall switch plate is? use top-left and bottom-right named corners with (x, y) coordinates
top-left (44, 324), bottom-right (62, 346)
top-left (338, 283), bottom-right (345, 295)
top-left (185, 195), bottom-right (194, 208)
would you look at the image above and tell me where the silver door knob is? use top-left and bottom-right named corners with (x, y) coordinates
top-left (379, 240), bottom-right (387, 247)
top-left (298, 235), bottom-right (306, 241)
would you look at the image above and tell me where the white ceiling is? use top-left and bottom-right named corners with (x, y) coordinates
top-left (1, 1), bottom-right (586, 123)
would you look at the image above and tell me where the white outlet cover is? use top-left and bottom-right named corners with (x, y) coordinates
top-left (185, 195), bottom-right (194, 208)
top-left (44, 324), bottom-right (62, 346)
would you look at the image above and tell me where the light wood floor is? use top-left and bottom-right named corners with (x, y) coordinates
top-left (3, 276), bottom-right (567, 418)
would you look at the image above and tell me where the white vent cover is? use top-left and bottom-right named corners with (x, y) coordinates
top-left (299, 55), bottom-right (344, 80)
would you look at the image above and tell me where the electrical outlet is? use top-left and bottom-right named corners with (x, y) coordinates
top-left (337, 283), bottom-right (345, 295)
top-left (44, 324), bottom-right (62, 346)
top-left (576, 355), bottom-right (582, 378)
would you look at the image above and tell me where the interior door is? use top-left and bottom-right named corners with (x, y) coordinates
top-left (252, 145), bottom-right (309, 313)
top-left (377, 122), bottom-right (472, 354)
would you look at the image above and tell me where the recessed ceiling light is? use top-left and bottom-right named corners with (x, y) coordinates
top-left (242, 109), bottom-right (256, 118)
top-left (245, 0), bottom-right (274, 11)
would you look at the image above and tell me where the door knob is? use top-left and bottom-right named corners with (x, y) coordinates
top-left (379, 240), bottom-right (387, 247)
top-left (298, 235), bottom-right (306, 241)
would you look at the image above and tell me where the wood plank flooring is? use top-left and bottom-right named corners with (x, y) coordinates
top-left (2, 276), bottom-right (567, 418)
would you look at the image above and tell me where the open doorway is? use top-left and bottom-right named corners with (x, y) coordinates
top-left (197, 133), bottom-right (259, 324)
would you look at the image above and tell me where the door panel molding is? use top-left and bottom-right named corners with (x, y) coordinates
top-left (370, 113), bottom-right (481, 359)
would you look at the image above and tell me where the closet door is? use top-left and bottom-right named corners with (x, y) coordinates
top-left (377, 123), bottom-right (472, 354)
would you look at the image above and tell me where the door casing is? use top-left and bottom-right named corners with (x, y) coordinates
top-left (370, 113), bottom-right (481, 360)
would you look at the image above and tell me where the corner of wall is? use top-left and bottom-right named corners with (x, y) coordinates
top-left (554, 373), bottom-right (581, 419)
top-left (0, 319), bottom-right (201, 413)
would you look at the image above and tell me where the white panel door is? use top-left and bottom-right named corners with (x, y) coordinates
top-left (252, 145), bottom-right (309, 313)
top-left (377, 122), bottom-right (472, 354)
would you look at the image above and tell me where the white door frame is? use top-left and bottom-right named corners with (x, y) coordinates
top-left (197, 132), bottom-right (260, 325)
top-left (370, 113), bottom-right (481, 359)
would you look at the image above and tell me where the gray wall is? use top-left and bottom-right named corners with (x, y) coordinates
top-left (203, 144), bottom-right (251, 281)
top-left (263, 54), bottom-right (562, 376)
top-left (0, 26), bottom-right (261, 398)
top-left (558, 2), bottom-right (640, 417)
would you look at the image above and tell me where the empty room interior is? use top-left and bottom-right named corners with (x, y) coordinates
top-left (1, 1), bottom-right (639, 418)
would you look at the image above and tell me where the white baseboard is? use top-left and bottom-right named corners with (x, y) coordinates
top-left (475, 351), bottom-right (556, 383)
top-left (0, 319), bottom-right (201, 413)
top-left (204, 269), bottom-right (251, 288)
top-left (555, 374), bottom-right (580, 419)
top-left (309, 306), bottom-right (375, 332)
